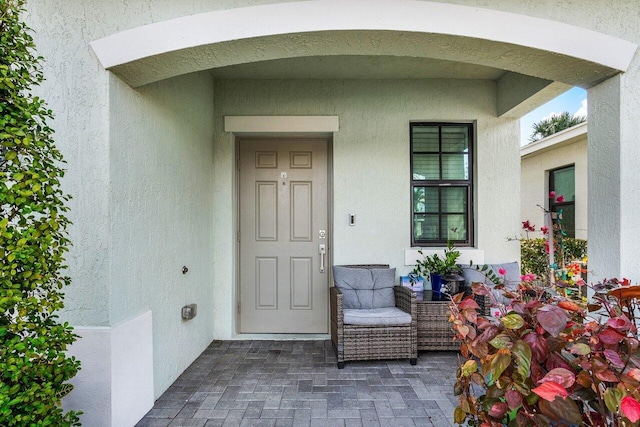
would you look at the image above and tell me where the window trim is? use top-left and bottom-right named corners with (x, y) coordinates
top-left (410, 122), bottom-right (474, 247)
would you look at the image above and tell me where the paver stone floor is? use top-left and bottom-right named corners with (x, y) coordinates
top-left (136, 340), bottom-right (460, 427)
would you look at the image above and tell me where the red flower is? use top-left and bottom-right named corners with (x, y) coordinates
top-left (498, 267), bottom-right (506, 276)
top-left (568, 263), bottom-right (582, 275)
top-left (540, 225), bottom-right (549, 235)
top-left (549, 191), bottom-right (556, 198)
top-left (556, 195), bottom-right (565, 203)
top-left (522, 220), bottom-right (535, 232)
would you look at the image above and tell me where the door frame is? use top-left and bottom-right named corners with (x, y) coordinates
top-left (233, 133), bottom-right (334, 335)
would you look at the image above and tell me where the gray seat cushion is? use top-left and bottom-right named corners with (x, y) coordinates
top-left (333, 266), bottom-right (396, 309)
top-left (343, 307), bottom-right (411, 326)
top-left (460, 262), bottom-right (520, 305)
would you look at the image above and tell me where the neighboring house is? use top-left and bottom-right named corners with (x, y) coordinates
top-left (21, 1), bottom-right (640, 425)
top-left (521, 122), bottom-right (588, 240)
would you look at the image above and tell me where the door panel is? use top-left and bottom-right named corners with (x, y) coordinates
top-left (255, 257), bottom-right (278, 309)
top-left (239, 139), bottom-right (329, 333)
top-left (291, 182), bottom-right (312, 241)
top-left (256, 182), bottom-right (278, 241)
top-left (290, 257), bottom-right (312, 309)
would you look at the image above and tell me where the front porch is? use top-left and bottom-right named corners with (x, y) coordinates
top-left (22, 1), bottom-right (640, 424)
top-left (136, 341), bottom-right (459, 427)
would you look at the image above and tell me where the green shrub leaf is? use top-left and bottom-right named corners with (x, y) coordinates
top-left (512, 340), bottom-right (532, 379)
top-left (489, 348), bottom-right (512, 384)
top-left (501, 313), bottom-right (525, 330)
top-left (604, 387), bottom-right (624, 413)
top-left (570, 343), bottom-right (591, 356)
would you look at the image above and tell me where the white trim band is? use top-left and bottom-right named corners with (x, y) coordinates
top-left (224, 116), bottom-right (339, 133)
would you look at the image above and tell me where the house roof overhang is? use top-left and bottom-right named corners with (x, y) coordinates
top-left (521, 122), bottom-right (588, 159)
top-left (90, 0), bottom-right (637, 117)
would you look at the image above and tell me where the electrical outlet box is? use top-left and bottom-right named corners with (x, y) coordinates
top-left (182, 304), bottom-right (197, 320)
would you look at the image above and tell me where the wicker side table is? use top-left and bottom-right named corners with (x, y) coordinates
top-left (416, 291), bottom-right (460, 351)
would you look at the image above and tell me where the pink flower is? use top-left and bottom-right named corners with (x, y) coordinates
top-left (556, 195), bottom-right (565, 203)
top-left (521, 273), bottom-right (538, 283)
top-left (549, 191), bottom-right (556, 198)
top-left (498, 267), bottom-right (506, 276)
top-left (540, 225), bottom-right (549, 235)
top-left (544, 240), bottom-right (550, 253)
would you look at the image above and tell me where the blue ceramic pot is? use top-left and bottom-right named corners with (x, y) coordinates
top-left (430, 273), bottom-right (443, 293)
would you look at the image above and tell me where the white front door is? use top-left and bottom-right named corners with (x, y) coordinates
top-left (238, 138), bottom-right (329, 333)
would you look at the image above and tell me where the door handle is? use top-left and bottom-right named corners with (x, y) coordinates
top-left (319, 244), bottom-right (326, 273)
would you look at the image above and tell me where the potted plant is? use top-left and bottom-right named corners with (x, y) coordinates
top-left (412, 242), bottom-right (461, 293)
top-left (448, 275), bottom-right (640, 426)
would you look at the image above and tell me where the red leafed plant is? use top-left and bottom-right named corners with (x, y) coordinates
top-left (449, 277), bottom-right (640, 426)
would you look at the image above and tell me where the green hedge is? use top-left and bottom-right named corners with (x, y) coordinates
top-left (520, 238), bottom-right (587, 282)
top-left (1, 1), bottom-right (81, 425)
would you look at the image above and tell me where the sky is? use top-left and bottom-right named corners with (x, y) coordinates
top-left (519, 86), bottom-right (588, 145)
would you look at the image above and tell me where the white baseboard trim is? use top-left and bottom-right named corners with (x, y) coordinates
top-left (112, 311), bottom-right (154, 427)
top-left (63, 311), bottom-right (154, 427)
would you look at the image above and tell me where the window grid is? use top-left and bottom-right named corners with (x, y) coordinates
top-left (410, 123), bottom-right (473, 246)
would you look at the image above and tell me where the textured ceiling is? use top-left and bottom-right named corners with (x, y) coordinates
top-left (209, 55), bottom-right (507, 80)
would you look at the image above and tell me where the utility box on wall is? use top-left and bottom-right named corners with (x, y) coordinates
top-left (181, 304), bottom-right (197, 320)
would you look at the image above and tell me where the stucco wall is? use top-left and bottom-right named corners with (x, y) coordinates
top-left (23, 0), bottom-right (640, 417)
top-left (521, 136), bottom-right (588, 240)
top-left (618, 54), bottom-right (640, 280)
top-left (25, 0), bottom-right (640, 333)
top-left (22, 0), bottom-right (640, 319)
top-left (108, 72), bottom-right (215, 396)
top-left (22, 0), bottom-right (304, 330)
top-left (452, 0), bottom-right (640, 283)
top-left (446, 1), bottom-right (640, 42)
top-left (211, 78), bottom-right (521, 338)
top-left (23, 0), bottom-right (219, 411)
top-left (25, 1), bottom-right (113, 327)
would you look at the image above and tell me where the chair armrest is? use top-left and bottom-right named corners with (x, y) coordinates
top-left (330, 286), bottom-right (344, 326)
top-left (394, 286), bottom-right (416, 317)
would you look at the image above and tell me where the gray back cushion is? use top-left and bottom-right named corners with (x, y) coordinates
top-left (333, 266), bottom-right (396, 309)
top-left (460, 262), bottom-right (520, 288)
top-left (459, 266), bottom-right (487, 287)
top-left (459, 262), bottom-right (520, 305)
top-left (491, 262), bottom-right (521, 288)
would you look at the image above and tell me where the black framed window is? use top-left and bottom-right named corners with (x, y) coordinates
top-left (411, 123), bottom-right (473, 246)
top-left (549, 165), bottom-right (575, 238)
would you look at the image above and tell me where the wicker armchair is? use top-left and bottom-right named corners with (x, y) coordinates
top-left (473, 293), bottom-right (491, 316)
top-left (330, 264), bottom-right (418, 369)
